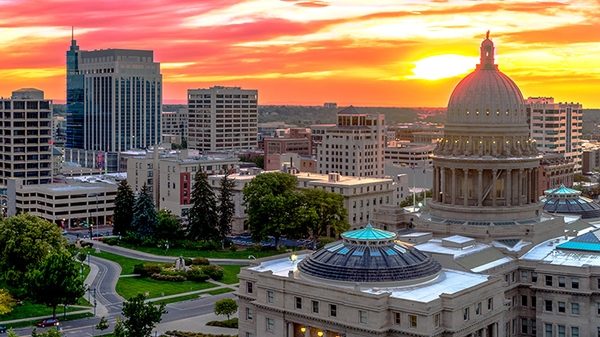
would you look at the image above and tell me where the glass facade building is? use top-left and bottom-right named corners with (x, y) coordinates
top-left (66, 39), bottom-right (162, 152)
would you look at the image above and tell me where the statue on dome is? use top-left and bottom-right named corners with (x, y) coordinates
top-left (486, 30), bottom-right (490, 39)
top-left (478, 141), bottom-right (484, 157)
top-left (491, 140), bottom-right (498, 157)
top-left (503, 141), bottom-right (511, 157)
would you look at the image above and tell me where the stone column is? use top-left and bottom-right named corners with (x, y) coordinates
top-left (433, 166), bottom-right (438, 200)
top-left (518, 169), bottom-right (524, 206)
top-left (478, 169), bottom-right (483, 206)
top-left (463, 168), bottom-right (469, 206)
top-left (492, 169), bottom-right (497, 207)
top-left (441, 167), bottom-right (446, 203)
top-left (506, 169), bottom-right (512, 207)
top-left (451, 168), bottom-right (456, 205)
top-left (305, 326), bottom-right (310, 337)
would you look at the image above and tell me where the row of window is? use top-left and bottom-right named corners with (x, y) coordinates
top-left (544, 323), bottom-right (579, 337)
top-left (520, 270), bottom-right (581, 289)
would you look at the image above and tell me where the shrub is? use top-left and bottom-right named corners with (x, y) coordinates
top-left (278, 245), bottom-right (287, 253)
top-left (228, 245), bottom-right (238, 252)
top-left (201, 265), bottom-right (224, 281)
top-left (133, 264), bottom-right (147, 277)
top-left (160, 269), bottom-right (187, 277)
top-left (102, 237), bottom-right (119, 246)
top-left (150, 273), bottom-right (186, 282)
top-left (184, 258), bottom-right (193, 266)
top-left (196, 240), bottom-right (220, 251)
top-left (317, 236), bottom-right (336, 249)
top-left (191, 257), bottom-right (210, 266)
top-left (206, 317), bottom-right (238, 328)
top-left (186, 268), bottom-right (210, 282)
top-left (133, 263), bottom-right (162, 277)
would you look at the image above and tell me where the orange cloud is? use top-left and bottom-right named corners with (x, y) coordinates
top-left (0, 0), bottom-right (598, 108)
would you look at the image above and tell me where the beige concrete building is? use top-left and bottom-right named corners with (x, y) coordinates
top-left (237, 226), bottom-right (506, 337)
top-left (526, 97), bottom-right (583, 172)
top-left (187, 86), bottom-right (258, 151)
top-left (161, 107), bottom-right (188, 145)
top-left (126, 148), bottom-right (238, 214)
top-left (6, 174), bottom-right (121, 228)
top-left (317, 107), bottom-right (385, 178)
top-left (204, 170), bottom-right (406, 234)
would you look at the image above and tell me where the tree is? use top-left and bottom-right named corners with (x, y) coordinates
top-left (27, 250), bottom-right (86, 318)
top-left (114, 294), bottom-right (167, 337)
top-left (0, 289), bottom-right (15, 315)
top-left (298, 188), bottom-right (349, 248)
top-left (131, 184), bottom-right (158, 240)
top-left (239, 155), bottom-right (264, 169)
top-left (113, 180), bottom-right (135, 236)
top-left (216, 173), bottom-right (236, 249)
top-left (214, 298), bottom-right (238, 321)
top-left (242, 172), bottom-right (300, 249)
top-left (156, 210), bottom-right (182, 242)
top-left (95, 316), bottom-right (109, 332)
top-left (7, 328), bottom-right (19, 337)
top-left (187, 171), bottom-right (218, 241)
top-left (0, 214), bottom-right (65, 287)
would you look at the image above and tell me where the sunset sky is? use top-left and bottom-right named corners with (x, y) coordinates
top-left (1, 0), bottom-right (599, 107)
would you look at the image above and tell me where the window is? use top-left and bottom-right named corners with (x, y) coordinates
top-left (295, 297), bottom-right (302, 310)
top-left (434, 313), bottom-right (440, 327)
top-left (476, 302), bottom-right (481, 315)
top-left (531, 296), bottom-right (536, 308)
top-left (488, 298), bottom-right (493, 310)
top-left (558, 301), bottom-right (565, 313)
top-left (359, 310), bottom-right (368, 324)
top-left (558, 276), bottom-right (565, 287)
top-left (312, 300), bottom-right (319, 313)
top-left (246, 333), bottom-right (254, 337)
top-left (463, 307), bottom-right (470, 320)
top-left (571, 327), bottom-right (579, 337)
top-left (558, 325), bottom-right (565, 337)
top-left (394, 312), bottom-right (401, 324)
top-left (546, 275), bottom-right (553, 286)
top-left (572, 278), bottom-right (579, 289)
top-left (521, 271), bottom-right (528, 282)
top-left (521, 295), bottom-right (528, 307)
top-left (246, 282), bottom-right (253, 294)
top-left (532, 272), bottom-right (538, 283)
top-left (329, 304), bottom-right (337, 317)
top-left (521, 318), bottom-right (528, 334)
top-left (572, 303), bottom-right (579, 315)
top-left (597, 327), bottom-right (600, 337)
top-left (409, 315), bottom-right (417, 328)
top-left (545, 300), bottom-right (552, 312)
top-left (598, 303), bottom-right (600, 315)
top-left (545, 323), bottom-right (552, 337)
top-left (246, 308), bottom-right (253, 320)
top-left (266, 318), bottom-right (274, 331)
top-left (532, 320), bottom-right (536, 335)
top-left (267, 291), bottom-right (273, 303)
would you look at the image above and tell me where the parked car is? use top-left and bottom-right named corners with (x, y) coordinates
top-left (36, 318), bottom-right (59, 327)
top-left (0, 325), bottom-right (7, 333)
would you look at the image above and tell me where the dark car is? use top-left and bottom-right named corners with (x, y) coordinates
top-left (36, 318), bottom-right (59, 327)
top-left (0, 325), bottom-right (7, 333)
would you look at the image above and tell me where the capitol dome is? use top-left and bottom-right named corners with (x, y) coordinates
top-left (297, 224), bottom-right (442, 285)
top-left (446, 32), bottom-right (526, 126)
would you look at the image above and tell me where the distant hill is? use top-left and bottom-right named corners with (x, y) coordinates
top-left (258, 105), bottom-right (446, 126)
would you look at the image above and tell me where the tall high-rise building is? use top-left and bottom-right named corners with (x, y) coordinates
top-left (316, 106), bottom-right (385, 177)
top-left (66, 37), bottom-right (162, 153)
top-left (0, 88), bottom-right (53, 215)
top-left (526, 96), bottom-right (583, 171)
top-left (187, 86), bottom-right (258, 151)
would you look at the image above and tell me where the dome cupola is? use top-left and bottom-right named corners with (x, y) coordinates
top-left (297, 224), bottom-right (442, 285)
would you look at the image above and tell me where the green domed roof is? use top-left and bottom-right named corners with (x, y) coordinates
top-left (341, 224), bottom-right (396, 240)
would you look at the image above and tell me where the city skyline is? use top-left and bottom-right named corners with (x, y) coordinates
top-left (1, 0), bottom-right (599, 107)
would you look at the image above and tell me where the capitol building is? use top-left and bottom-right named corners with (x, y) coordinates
top-left (236, 35), bottom-right (600, 337)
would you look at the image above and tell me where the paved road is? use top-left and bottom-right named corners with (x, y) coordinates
top-left (81, 238), bottom-right (251, 265)
top-left (4, 239), bottom-right (245, 336)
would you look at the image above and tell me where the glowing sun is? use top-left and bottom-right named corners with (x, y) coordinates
top-left (408, 54), bottom-right (477, 80)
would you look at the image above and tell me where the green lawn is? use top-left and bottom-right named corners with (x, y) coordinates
top-left (116, 277), bottom-right (217, 300)
top-left (117, 243), bottom-right (285, 259)
top-left (219, 265), bottom-right (242, 284)
top-left (87, 249), bottom-right (143, 275)
top-left (206, 288), bottom-right (235, 296)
